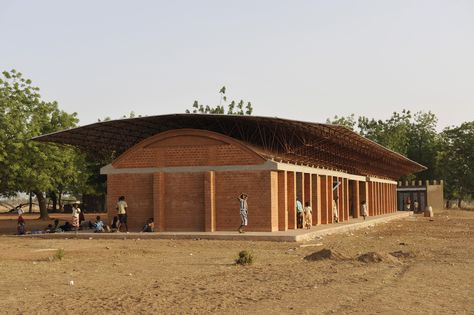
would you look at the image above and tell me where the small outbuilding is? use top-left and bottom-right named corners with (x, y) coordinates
top-left (35, 114), bottom-right (425, 232)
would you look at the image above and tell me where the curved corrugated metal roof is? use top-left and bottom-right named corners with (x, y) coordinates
top-left (32, 113), bottom-right (426, 179)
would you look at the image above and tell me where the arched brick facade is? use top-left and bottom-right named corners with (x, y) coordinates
top-left (106, 129), bottom-right (275, 232)
top-left (112, 129), bottom-right (266, 169)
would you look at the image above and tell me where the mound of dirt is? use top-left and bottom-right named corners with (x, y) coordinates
top-left (357, 251), bottom-right (403, 264)
top-left (304, 249), bottom-right (348, 261)
top-left (389, 250), bottom-right (415, 259)
top-left (357, 252), bottom-right (385, 263)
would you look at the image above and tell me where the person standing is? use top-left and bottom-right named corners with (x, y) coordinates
top-left (361, 200), bottom-right (368, 220)
top-left (71, 202), bottom-right (81, 232)
top-left (332, 197), bottom-right (339, 223)
top-left (17, 208), bottom-right (25, 235)
top-left (238, 193), bottom-right (248, 233)
top-left (116, 196), bottom-right (128, 232)
top-left (296, 198), bottom-right (304, 228)
top-left (303, 202), bottom-right (313, 229)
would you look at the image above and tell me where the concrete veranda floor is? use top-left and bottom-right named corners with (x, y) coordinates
top-left (15, 211), bottom-right (413, 242)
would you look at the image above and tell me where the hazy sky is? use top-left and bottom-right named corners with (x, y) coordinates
top-left (1, 0), bottom-right (473, 129)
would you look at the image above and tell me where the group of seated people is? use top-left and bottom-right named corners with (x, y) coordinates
top-left (44, 216), bottom-right (155, 233)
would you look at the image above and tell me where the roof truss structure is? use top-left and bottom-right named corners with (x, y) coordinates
top-left (33, 114), bottom-right (426, 179)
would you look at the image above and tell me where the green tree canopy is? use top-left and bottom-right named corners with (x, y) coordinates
top-left (327, 110), bottom-right (473, 205)
top-left (437, 121), bottom-right (474, 206)
top-left (185, 86), bottom-right (253, 115)
top-left (0, 70), bottom-right (86, 218)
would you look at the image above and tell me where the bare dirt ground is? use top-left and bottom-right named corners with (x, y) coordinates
top-left (0, 209), bottom-right (473, 314)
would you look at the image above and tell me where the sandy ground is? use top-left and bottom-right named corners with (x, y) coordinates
top-left (0, 209), bottom-right (473, 314)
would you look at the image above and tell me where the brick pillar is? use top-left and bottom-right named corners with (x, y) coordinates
top-left (375, 182), bottom-right (380, 215)
top-left (204, 171), bottom-right (216, 232)
top-left (153, 172), bottom-right (166, 232)
top-left (287, 171), bottom-right (296, 229)
top-left (394, 184), bottom-right (397, 212)
top-left (380, 183), bottom-right (385, 214)
top-left (296, 172), bottom-right (303, 202)
top-left (393, 184), bottom-right (397, 212)
top-left (328, 176), bottom-right (334, 223)
top-left (337, 177), bottom-right (344, 222)
top-left (304, 173), bottom-right (312, 207)
top-left (368, 181), bottom-right (374, 216)
top-left (353, 180), bottom-right (360, 218)
top-left (270, 171), bottom-right (279, 231)
top-left (344, 178), bottom-right (350, 221)
top-left (379, 183), bottom-right (385, 214)
top-left (366, 181), bottom-right (371, 216)
top-left (320, 175), bottom-right (328, 224)
top-left (278, 171), bottom-right (288, 231)
top-left (312, 174), bottom-right (320, 225)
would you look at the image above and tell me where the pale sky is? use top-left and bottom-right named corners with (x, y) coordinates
top-left (1, 0), bottom-right (473, 130)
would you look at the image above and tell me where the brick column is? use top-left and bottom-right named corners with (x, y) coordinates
top-left (153, 172), bottom-right (166, 232)
top-left (320, 175), bottom-right (328, 224)
top-left (353, 180), bottom-right (360, 218)
top-left (296, 172), bottom-right (303, 202)
top-left (393, 184), bottom-right (397, 212)
top-left (344, 178), bottom-right (350, 221)
top-left (328, 176), bottom-right (334, 223)
top-left (304, 173), bottom-right (312, 207)
top-left (375, 182), bottom-right (381, 215)
top-left (337, 177), bottom-right (344, 222)
top-left (278, 171), bottom-right (288, 231)
top-left (287, 171), bottom-right (296, 229)
top-left (312, 174), bottom-right (320, 225)
top-left (204, 171), bottom-right (216, 232)
top-left (368, 181), bottom-right (374, 216)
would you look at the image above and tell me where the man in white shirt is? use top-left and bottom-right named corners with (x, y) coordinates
top-left (116, 196), bottom-right (128, 232)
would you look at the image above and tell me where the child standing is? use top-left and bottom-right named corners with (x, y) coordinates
top-left (17, 209), bottom-right (25, 235)
top-left (71, 202), bottom-right (81, 232)
top-left (361, 200), bottom-right (368, 220)
top-left (304, 202), bottom-right (313, 229)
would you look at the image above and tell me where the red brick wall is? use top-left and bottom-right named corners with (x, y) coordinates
top-left (164, 172), bottom-right (205, 231)
top-left (112, 129), bottom-right (265, 168)
top-left (106, 173), bottom-right (154, 230)
top-left (105, 129), bottom-right (278, 232)
top-left (214, 171), bottom-right (273, 232)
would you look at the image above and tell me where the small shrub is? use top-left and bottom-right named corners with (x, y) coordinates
top-left (235, 250), bottom-right (254, 265)
top-left (53, 248), bottom-right (65, 261)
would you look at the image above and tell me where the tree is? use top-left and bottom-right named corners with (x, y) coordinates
top-left (357, 110), bottom-right (412, 156)
top-left (0, 70), bottom-right (83, 219)
top-left (406, 111), bottom-right (441, 181)
top-left (185, 86), bottom-right (253, 115)
top-left (437, 121), bottom-right (474, 208)
top-left (326, 114), bottom-right (356, 130)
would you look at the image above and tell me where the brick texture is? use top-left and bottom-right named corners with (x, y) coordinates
top-left (106, 173), bottom-right (154, 230)
top-left (112, 129), bottom-right (265, 168)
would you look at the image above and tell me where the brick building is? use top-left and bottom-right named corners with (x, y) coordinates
top-left (35, 114), bottom-right (425, 232)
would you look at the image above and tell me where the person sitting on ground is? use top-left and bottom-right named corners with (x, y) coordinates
top-left (106, 216), bottom-right (120, 232)
top-left (60, 221), bottom-right (73, 232)
top-left (17, 211), bottom-right (25, 235)
top-left (94, 215), bottom-right (105, 233)
top-left (44, 224), bottom-right (54, 233)
top-left (142, 218), bottom-right (154, 232)
top-left (52, 219), bottom-right (63, 232)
